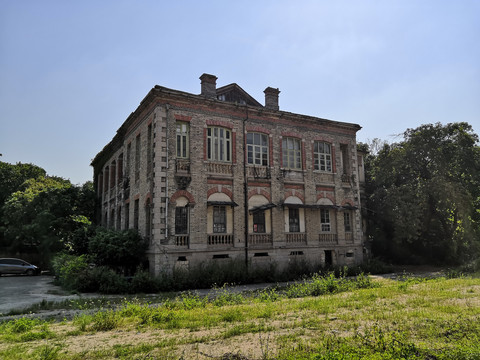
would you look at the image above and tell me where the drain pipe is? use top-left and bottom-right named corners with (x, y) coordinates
top-left (243, 105), bottom-right (249, 270)
top-left (164, 104), bottom-right (170, 242)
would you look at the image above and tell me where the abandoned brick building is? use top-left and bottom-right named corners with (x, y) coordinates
top-left (91, 73), bottom-right (366, 274)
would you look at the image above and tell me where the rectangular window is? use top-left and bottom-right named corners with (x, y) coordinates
top-left (289, 208), bottom-right (300, 232)
top-left (124, 203), bottom-right (130, 229)
top-left (175, 207), bottom-right (189, 234)
top-left (176, 122), bottom-right (189, 158)
top-left (282, 137), bottom-right (302, 169)
top-left (147, 124), bottom-right (153, 177)
top-left (213, 205), bottom-right (226, 233)
top-left (253, 211), bottom-right (266, 233)
top-left (133, 199), bottom-right (139, 230)
top-left (314, 141), bottom-right (332, 172)
top-left (344, 212), bottom-right (352, 232)
top-left (320, 209), bottom-right (331, 232)
top-left (247, 132), bottom-right (268, 166)
top-left (207, 127), bottom-right (231, 162)
top-left (340, 144), bottom-right (349, 176)
top-left (135, 134), bottom-right (141, 182)
top-left (126, 143), bottom-right (131, 178)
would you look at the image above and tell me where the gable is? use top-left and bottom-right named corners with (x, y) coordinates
top-left (216, 83), bottom-right (262, 107)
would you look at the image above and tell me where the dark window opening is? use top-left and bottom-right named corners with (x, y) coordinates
top-left (289, 208), bottom-right (300, 232)
top-left (213, 205), bottom-right (226, 233)
top-left (254, 252), bottom-right (269, 257)
top-left (290, 251), bottom-right (304, 256)
top-left (253, 211), bottom-right (265, 233)
top-left (175, 207), bottom-right (189, 234)
top-left (213, 254), bottom-right (229, 259)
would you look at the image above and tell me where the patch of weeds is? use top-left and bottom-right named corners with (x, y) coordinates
top-left (220, 308), bottom-right (243, 323)
top-left (19, 323), bottom-right (55, 342)
top-left (73, 313), bottom-right (92, 332)
top-left (256, 287), bottom-right (280, 302)
top-left (212, 284), bottom-right (246, 306)
top-left (179, 291), bottom-right (207, 310)
top-left (7, 317), bottom-right (39, 333)
top-left (222, 323), bottom-right (270, 339)
top-left (34, 344), bottom-right (62, 360)
top-left (90, 310), bottom-right (119, 331)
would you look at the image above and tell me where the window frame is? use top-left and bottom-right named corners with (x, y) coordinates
top-left (314, 141), bottom-right (332, 172)
top-left (282, 137), bottom-right (302, 170)
top-left (320, 209), bottom-right (331, 232)
top-left (207, 126), bottom-right (232, 162)
top-left (175, 206), bottom-right (189, 234)
top-left (344, 212), bottom-right (352, 232)
top-left (176, 121), bottom-right (190, 159)
top-left (247, 132), bottom-right (269, 166)
top-left (252, 211), bottom-right (266, 233)
top-left (288, 208), bottom-right (300, 232)
top-left (213, 205), bottom-right (227, 233)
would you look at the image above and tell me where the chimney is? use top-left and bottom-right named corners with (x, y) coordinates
top-left (200, 73), bottom-right (217, 99)
top-left (264, 87), bottom-right (280, 110)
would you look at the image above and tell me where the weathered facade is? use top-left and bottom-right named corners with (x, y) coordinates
top-left (91, 74), bottom-right (366, 275)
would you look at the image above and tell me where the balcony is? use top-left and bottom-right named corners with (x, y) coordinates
top-left (248, 233), bottom-right (273, 247)
top-left (175, 235), bottom-right (189, 247)
top-left (208, 234), bottom-right (233, 246)
top-left (319, 233), bottom-right (338, 245)
top-left (286, 232), bottom-right (306, 244)
top-left (207, 162), bottom-right (233, 176)
top-left (247, 166), bottom-right (271, 179)
top-left (176, 159), bottom-right (190, 173)
top-left (344, 232), bottom-right (354, 244)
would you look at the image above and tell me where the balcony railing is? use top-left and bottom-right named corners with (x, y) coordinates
top-left (319, 233), bottom-right (338, 244)
top-left (286, 232), bottom-right (306, 243)
top-left (345, 232), bottom-right (354, 244)
top-left (175, 235), bottom-right (189, 247)
top-left (176, 159), bottom-right (190, 173)
top-left (207, 162), bottom-right (233, 175)
top-left (247, 166), bottom-right (271, 179)
top-left (208, 234), bottom-right (233, 246)
top-left (248, 233), bottom-right (273, 247)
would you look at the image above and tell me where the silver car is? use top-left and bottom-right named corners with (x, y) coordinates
top-left (0, 258), bottom-right (40, 276)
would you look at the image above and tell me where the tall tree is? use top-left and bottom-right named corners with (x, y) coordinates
top-left (1, 176), bottom-right (96, 264)
top-left (366, 122), bottom-right (480, 265)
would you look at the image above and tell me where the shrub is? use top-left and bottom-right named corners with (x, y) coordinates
top-left (130, 269), bottom-right (160, 293)
top-left (88, 228), bottom-right (148, 275)
top-left (51, 254), bottom-right (89, 291)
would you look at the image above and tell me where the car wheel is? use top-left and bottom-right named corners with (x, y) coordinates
top-left (26, 269), bottom-right (34, 276)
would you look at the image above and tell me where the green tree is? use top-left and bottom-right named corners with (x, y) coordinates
top-left (88, 228), bottom-right (148, 275)
top-left (0, 162), bottom-right (46, 246)
top-left (365, 122), bottom-right (480, 265)
top-left (1, 176), bottom-right (96, 265)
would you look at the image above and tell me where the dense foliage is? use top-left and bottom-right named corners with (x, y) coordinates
top-left (0, 170), bottom-right (96, 266)
top-left (363, 122), bottom-right (480, 265)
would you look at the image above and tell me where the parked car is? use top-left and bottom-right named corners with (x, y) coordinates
top-left (0, 258), bottom-right (40, 276)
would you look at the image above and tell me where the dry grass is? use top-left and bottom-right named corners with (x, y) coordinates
top-left (0, 275), bottom-right (479, 359)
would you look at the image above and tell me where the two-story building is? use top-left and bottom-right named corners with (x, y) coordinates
top-left (91, 73), bottom-right (365, 275)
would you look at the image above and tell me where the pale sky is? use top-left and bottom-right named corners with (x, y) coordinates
top-left (1, 0), bottom-right (479, 184)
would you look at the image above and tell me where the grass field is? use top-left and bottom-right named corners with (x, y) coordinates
top-left (0, 273), bottom-right (479, 359)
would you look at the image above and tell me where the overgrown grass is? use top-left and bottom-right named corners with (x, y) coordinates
top-left (1, 273), bottom-right (479, 359)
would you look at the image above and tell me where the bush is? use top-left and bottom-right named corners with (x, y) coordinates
top-left (51, 254), bottom-right (89, 291)
top-left (88, 228), bottom-right (148, 275)
top-left (131, 269), bottom-right (160, 293)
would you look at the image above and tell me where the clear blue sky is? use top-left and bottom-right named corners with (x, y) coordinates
top-left (1, 0), bottom-right (479, 184)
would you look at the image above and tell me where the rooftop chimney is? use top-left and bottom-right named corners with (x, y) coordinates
top-left (264, 87), bottom-right (280, 110)
top-left (200, 73), bottom-right (217, 99)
